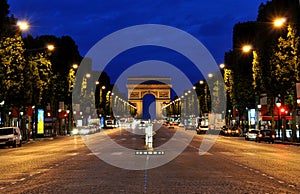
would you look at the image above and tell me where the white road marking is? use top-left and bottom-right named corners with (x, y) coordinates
top-left (111, 152), bottom-right (123, 155)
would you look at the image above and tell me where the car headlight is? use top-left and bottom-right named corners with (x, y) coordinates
top-left (72, 128), bottom-right (79, 135)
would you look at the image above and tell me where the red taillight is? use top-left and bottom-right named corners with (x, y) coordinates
top-left (272, 134), bottom-right (275, 138)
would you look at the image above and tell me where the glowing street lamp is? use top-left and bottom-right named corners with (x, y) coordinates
top-left (72, 64), bottom-right (78, 69)
top-left (242, 44), bottom-right (253, 53)
top-left (47, 44), bottom-right (55, 51)
top-left (273, 17), bottom-right (286, 28)
top-left (219, 63), bottom-right (225, 69)
top-left (17, 20), bottom-right (29, 31)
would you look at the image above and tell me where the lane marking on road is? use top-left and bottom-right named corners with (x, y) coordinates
top-left (143, 155), bottom-right (149, 193)
top-left (111, 152), bottom-right (123, 156)
top-left (243, 152), bottom-right (256, 156)
top-left (0, 187), bottom-right (5, 190)
top-left (19, 178), bottom-right (26, 181)
top-left (278, 180), bottom-right (285, 184)
top-left (67, 153), bottom-right (78, 156)
top-left (185, 143), bottom-right (213, 155)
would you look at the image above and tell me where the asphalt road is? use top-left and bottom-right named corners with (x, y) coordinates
top-left (0, 126), bottom-right (299, 193)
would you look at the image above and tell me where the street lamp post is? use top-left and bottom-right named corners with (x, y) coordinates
top-left (257, 104), bottom-right (262, 130)
top-left (276, 98), bottom-right (281, 140)
top-left (0, 101), bottom-right (4, 127)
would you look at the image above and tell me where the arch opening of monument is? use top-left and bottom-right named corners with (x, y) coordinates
top-left (127, 77), bottom-right (171, 119)
top-left (142, 94), bottom-right (156, 120)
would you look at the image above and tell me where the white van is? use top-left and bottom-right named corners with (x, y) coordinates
top-left (0, 127), bottom-right (22, 148)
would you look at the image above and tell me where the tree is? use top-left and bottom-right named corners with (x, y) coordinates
top-left (0, 0), bottom-right (18, 37)
top-left (0, 35), bottom-right (26, 106)
top-left (270, 25), bottom-right (300, 141)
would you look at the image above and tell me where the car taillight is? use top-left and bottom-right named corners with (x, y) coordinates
top-left (272, 134), bottom-right (275, 138)
top-left (258, 134), bottom-right (262, 138)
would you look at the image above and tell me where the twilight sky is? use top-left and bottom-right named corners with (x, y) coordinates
top-left (8, 0), bottom-right (266, 88)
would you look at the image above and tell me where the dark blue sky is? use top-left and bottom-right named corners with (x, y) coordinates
top-left (8, 0), bottom-right (265, 85)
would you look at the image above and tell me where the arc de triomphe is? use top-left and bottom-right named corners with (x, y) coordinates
top-left (126, 77), bottom-right (171, 119)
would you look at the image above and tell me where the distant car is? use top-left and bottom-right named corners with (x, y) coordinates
top-left (178, 123), bottom-right (184, 127)
top-left (220, 126), bottom-right (228, 135)
top-left (222, 126), bottom-right (242, 136)
top-left (168, 122), bottom-right (175, 129)
top-left (105, 120), bottom-right (115, 128)
top-left (0, 127), bottom-right (22, 148)
top-left (185, 125), bottom-right (196, 130)
top-left (245, 130), bottom-right (259, 141)
top-left (255, 130), bottom-right (276, 143)
top-left (196, 126), bottom-right (209, 134)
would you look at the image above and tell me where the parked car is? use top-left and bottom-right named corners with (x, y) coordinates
top-left (0, 127), bottom-right (22, 148)
top-left (255, 130), bottom-right (276, 143)
top-left (245, 130), bottom-right (259, 141)
top-left (196, 125), bottom-right (209, 134)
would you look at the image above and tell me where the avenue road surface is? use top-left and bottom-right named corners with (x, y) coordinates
top-left (0, 125), bottom-right (299, 193)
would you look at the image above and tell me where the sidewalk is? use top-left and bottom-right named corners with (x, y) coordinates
top-left (274, 139), bottom-right (300, 146)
